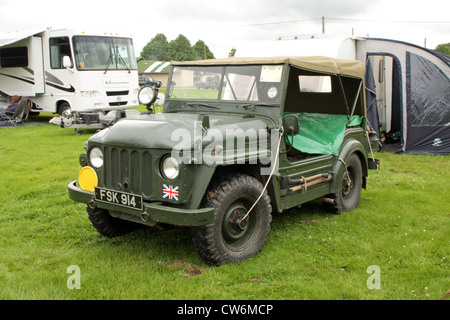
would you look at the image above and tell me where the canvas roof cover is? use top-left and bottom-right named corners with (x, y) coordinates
top-left (172, 56), bottom-right (365, 79)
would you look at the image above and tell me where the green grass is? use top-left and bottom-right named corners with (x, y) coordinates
top-left (0, 115), bottom-right (448, 300)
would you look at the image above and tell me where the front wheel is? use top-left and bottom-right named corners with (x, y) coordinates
top-left (87, 207), bottom-right (139, 238)
top-left (191, 173), bottom-right (272, 266)
top-left (58, 102), bottom-right (71, 118)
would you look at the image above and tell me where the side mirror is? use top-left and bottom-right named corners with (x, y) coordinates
top-left (62, 56), bottom-right (73, 68)
top-left (283, 114), bottom-right (299, 136)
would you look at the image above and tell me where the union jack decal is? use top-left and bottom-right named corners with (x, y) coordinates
top-left (163, 184), bottom-right (179, 201)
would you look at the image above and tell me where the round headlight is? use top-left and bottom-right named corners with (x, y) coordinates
top-left (138, 86), bottom-right (157, 106)
top-left (162, 156), bottom-right (179, 180)
top-left (89, 147), bottom-right (104, 168)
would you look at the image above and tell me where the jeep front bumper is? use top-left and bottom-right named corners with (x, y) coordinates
top-left (68, 181), bottom-right (215, 227)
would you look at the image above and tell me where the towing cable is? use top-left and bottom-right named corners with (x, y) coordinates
top-left (239, 129), bottom-right (284, 223)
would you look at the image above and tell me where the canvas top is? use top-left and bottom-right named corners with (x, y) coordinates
top-left (171, 56), bottom-right (365, 79)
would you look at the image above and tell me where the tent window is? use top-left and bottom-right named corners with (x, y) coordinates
top-left (409, 52), bottom-right (450, 126)
top-left (408, 52), bottom-right (450, 126)
top-left (378, 60), bottom-right (384, 83)
top-left (0, 46), bottom-right (28, 68)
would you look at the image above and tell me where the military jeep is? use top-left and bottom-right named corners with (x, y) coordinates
top-left (68, 56), bottom-right (379, 265)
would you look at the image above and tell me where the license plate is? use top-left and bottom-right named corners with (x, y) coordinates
top-left (95, 187), bottom-right (143, 211)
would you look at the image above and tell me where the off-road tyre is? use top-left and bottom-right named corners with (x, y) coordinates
top-left (331, 154), bottom-right (363, 214)
top-left (191, 173), bottom-right (272, 266)
top-left (87, 207), bottom-right (139, 238)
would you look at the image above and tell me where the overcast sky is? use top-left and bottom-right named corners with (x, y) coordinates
top-left (1, 0), bottom-right (449, 58)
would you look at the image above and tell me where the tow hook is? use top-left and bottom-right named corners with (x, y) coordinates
top-left (88, 198), bottom-right (97, 209)
top-left (141, 210), bottom-right (150, 222)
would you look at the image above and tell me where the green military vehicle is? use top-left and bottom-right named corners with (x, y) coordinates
top-left (69, 56), bottom-right (379, 266)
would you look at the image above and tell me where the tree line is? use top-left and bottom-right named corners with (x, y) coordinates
top-left (140, 33), bottom-right (215, 61)
top-left (140, 34), bottom-right (449, 62)
top-left (435, 43), bottom-right (450, 56)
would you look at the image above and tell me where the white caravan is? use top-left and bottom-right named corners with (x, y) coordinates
top-left (0, 27), bottom-right (139, 126)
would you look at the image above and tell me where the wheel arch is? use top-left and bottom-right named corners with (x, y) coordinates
top-left (205, 164), bottom-right (278, 212)
top-left (331, 138), bottom-right (368, 192)
top-left (56, 100), bottom-right (72, 115)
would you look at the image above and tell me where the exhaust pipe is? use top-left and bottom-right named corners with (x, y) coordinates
top-left (320, 197), bottom-right (335, 205)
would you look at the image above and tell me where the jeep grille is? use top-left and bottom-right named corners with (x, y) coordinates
top-left (103, 147), bottom-right (153, 198)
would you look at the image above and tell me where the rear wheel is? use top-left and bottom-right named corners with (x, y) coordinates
top-left (331, 154), bottom-right (363, 213)
top-left (191, 173), bottom-right (272, 266)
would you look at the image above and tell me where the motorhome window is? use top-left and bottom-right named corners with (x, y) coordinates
top-left (0, 47), bottom-right (28, 68)
top-left (113, 38), bottom-right (137, 70)
top-left (50, 37), bottom-right (72, 69)
top-left (73, 36), bottom-right (137, 71)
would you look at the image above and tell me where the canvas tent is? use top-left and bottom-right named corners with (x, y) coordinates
top-left (237, 36), bottom-right (450, 155)
top-left (356, 38), bottom-right (449, 155)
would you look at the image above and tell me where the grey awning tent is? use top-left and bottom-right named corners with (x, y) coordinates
top-left (364, 59), bottom-right (380, 142)
top-left (356, 38), bottom-right (450, 155)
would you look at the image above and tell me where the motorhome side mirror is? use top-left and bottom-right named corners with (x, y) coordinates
top-left (283, 114), bottom-right (300, 136)
top-left (63, 56), bottom-right (73, 68)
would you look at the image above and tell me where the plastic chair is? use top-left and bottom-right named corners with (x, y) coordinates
top-left (0, 98), bottom-right (30, 126)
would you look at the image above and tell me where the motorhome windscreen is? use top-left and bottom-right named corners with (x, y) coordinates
top-left (73, 36), bottom-right (137, 71)
top-left (169, 65), bottom-right (283, 103)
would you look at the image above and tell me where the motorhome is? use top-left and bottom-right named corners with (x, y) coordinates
top-left (0, 27), bottom-right (139, 124)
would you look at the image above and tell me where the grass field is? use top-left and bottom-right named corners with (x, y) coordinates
top-left (0, 114), bottom-right (448, 300)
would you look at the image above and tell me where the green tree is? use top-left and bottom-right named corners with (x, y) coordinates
top-left (140, 33), bottom-right (216, 61)
top-left (435, 43), bottom-right (450, 56)
top-left (192, 40), bottom-right (215, 60)
top-left (140, 33), bottom-right (168, 60)
top-left (167, 34), bottom-right (194, 61)
top-left (228, 48), bottom-right (237, 58)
